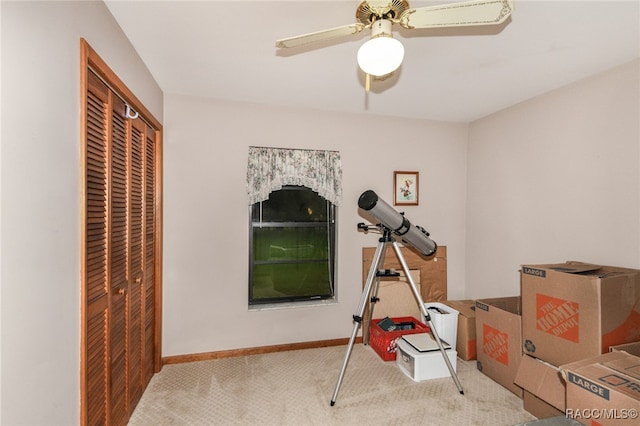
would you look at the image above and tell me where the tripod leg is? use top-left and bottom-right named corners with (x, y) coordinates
top-left (330, 240), bottom-right (388, 406)
top-left (363, 275), bottom-right (381, 346)
top-left (391, 242), bottom-right (465, 395)
top-left (330, 319), bottom-right (359, 406)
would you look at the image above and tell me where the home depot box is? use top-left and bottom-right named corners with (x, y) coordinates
top-left (521, 261), bottom-right (640, 366)
top-left (561, 351), bottom-right (640, 426)
top-left (515, 354), bottom-right (566, 418)
top-left (610, 341), bottom-right (640, 358)
top-left (475, 296), bottom-right (523, 397)
top-left (444, 300), bottom-right (477, 360)
top-left (522, 391), bottom-right (564, 420)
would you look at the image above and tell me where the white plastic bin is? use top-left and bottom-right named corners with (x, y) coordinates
top-left (422, 302), bottom-right (459, 347)
top-left (396, 337), bottom-right (457, 382)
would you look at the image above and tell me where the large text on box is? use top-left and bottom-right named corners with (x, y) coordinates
top-left (482, 323), bottom-right (509, 366)
top-left (536, 293), bottom-right (579, 343)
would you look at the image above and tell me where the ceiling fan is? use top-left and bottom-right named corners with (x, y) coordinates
top-left (276, 0), bottom-right (514, 88)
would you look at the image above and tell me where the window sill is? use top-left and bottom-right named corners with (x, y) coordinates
top-left (248, 297), bottom-right (337, 312)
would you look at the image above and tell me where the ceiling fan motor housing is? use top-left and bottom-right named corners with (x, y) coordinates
top-left (356, 0), bottom-right (410, 25)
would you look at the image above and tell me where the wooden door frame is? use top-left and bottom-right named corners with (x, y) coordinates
top-left (80, 38), bottom-right (163, 424)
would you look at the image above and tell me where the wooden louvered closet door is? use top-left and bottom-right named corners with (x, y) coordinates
top-left (82, 40), bottom-right (162, 426)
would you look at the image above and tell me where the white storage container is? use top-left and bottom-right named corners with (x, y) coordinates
top-left (422, 302), bottom-right (459, 347)
top-left (396, 334), bottom-right (457, 382)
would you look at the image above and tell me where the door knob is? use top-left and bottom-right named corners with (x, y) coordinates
top-left (117, 288), bottom-right (126, 295)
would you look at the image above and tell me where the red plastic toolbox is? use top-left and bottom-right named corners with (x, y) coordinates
top-left (369, 316), bottom-right (430, 361)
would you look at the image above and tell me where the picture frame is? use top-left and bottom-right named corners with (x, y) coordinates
top-left (394, 171), bottom-right (419, 206)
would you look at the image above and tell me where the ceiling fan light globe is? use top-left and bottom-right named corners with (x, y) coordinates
top-left (357, 36), bottom-right (404, 77)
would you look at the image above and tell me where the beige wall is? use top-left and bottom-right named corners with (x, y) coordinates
top-left (466, 60), bottom-right (640, 299)
top-left (1, 1), bottom-right (163, 424)
top-left (162, 94), bottom-right (469, 356)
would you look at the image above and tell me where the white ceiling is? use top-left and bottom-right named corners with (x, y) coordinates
top-left (105, 0), bottom-right (640, 123)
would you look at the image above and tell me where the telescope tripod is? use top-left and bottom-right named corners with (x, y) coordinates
top-left (330, 227), bottom-right (464, 406)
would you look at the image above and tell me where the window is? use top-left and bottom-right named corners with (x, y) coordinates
top-left (246, 146), bottom-right (342, 305)
top-left (249, 186), bottom-right (336, 305)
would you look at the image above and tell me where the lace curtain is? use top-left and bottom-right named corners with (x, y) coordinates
top-left (247, 146), bottom-right (343, 206)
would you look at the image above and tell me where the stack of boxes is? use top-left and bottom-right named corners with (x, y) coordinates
top-left (445, 261), bottom-right (640, 424)
top-left (519, 262), bottom-right (640, 423)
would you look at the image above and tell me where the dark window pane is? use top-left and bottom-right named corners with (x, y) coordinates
top-left (252, 186), bottom-right (329, 222)
top-left (249, 186), bottom-right (335, 305)
top-left (252, 263), bottom-right (332, 302)
top-left (253, 227), bottom-right (329, 261)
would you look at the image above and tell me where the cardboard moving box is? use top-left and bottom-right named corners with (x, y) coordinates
top-left (444, 299), bottom-right (477, 360)
top-left (521, 391), bottom-right (564, 420)
top-left (610, 341), bottom-right (640, 358)
top-left (475, 296), bottom-right (523, 397)
top-left (521, 261), bottom-right (640, 366)
top-left (561, 351), bottom-right (640, 426)
top-left (515, 354), bottom-right (566, 418)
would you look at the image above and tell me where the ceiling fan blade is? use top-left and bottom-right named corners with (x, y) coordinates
top-left (276, 23), bottom-right (366, 48)
top-left (400, 0), bottom-right (514, 30)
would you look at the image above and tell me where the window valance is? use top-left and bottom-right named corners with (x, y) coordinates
top-left (247, 146), bottom-right (343, 206)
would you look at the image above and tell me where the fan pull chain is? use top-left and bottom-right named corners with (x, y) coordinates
top-left (365, 73), bottom-right (370, 93)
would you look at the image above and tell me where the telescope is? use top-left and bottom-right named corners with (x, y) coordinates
top-left (331, 190), bottom-right (460, 406)
top-left (357, 189), bottom-right (437, 257)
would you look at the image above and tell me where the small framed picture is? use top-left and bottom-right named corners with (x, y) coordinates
top-left (394, 171), bottom-right (419, 206)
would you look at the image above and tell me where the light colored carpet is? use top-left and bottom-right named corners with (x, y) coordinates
top-left (130, 344), bottom-right (538, 425)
